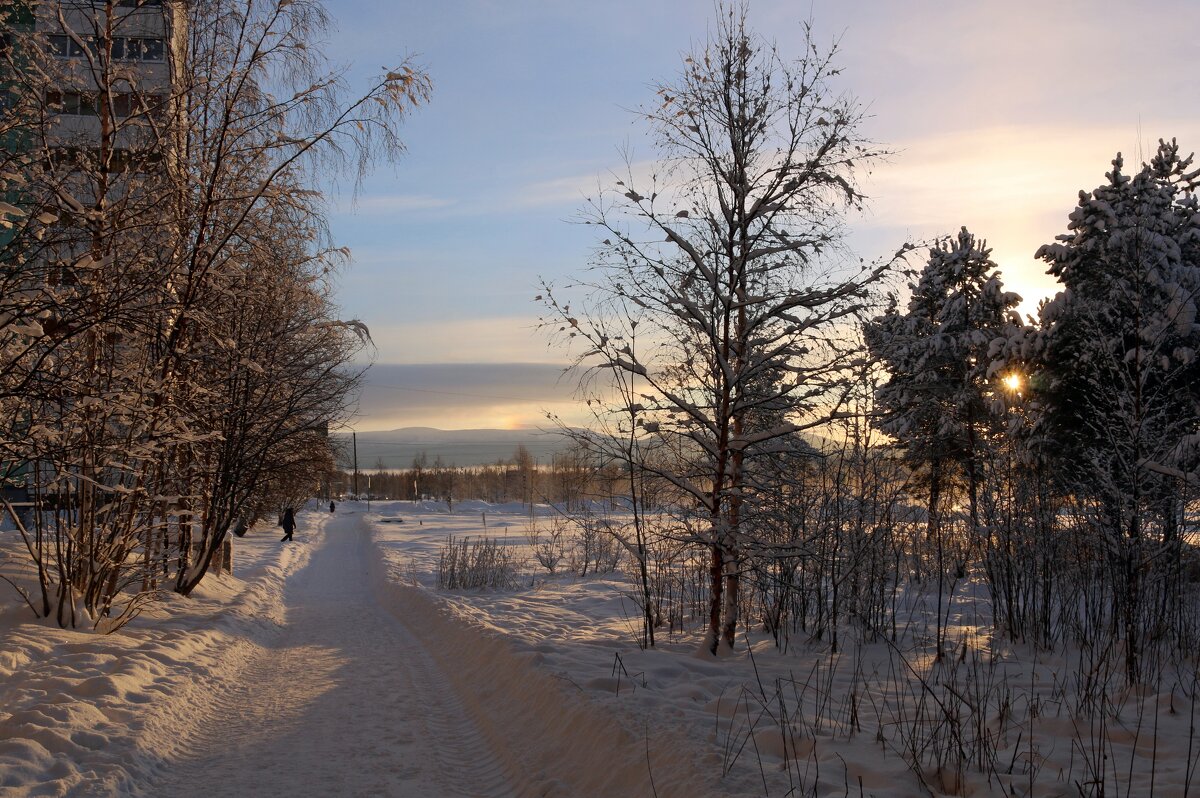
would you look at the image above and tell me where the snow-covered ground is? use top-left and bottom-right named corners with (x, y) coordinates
top-left (369, 500), bottom-right (1200, 798)
top-left (1, 500), bottom-right (1198, 796)
top-left (0, 504), bottom-right (710, 796)
top-left (0, 508), bottom-right (317, 796)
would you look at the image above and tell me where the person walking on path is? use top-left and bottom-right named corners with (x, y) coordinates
top-left (329, 500), bottom-right (336, 513)
top-left (280, 507), bottom-right (296, 542)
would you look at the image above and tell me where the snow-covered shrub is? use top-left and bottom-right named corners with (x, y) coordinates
top-left (527, 516), bottom-right (566, 574)
top-left (569, 517), bottom-right (622, 577)
top-left (436, 535), bottom-right (524, 590)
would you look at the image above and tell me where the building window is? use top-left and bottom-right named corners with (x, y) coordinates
top-left (118, 38), bottom-right (165, 61)
top-left (50, 146), bottom-right (163, 173)
top-left (47, 35), bottom-right (96, 58)
top-left (48, 35), bottom-right (164, 62)
top-left (61, 0), bottom-right (163, 7)
top-left (139, 38), bottom-right (164, 61)
top-left (46, 90), bottom-right (96, 116)
top-left (46, 90), bottom-right (164, 119)
top-left (48, 34), bottom-right (88, 58)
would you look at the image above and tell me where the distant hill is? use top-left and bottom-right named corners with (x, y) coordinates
top-left (331, 427), bottom-right (577, 470)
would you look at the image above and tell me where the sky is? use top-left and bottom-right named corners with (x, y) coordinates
top-left (317, 0), bottom-right (1200, 432)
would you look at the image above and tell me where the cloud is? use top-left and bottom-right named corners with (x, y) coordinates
top-left (852, 123), bottom-right (1200, 315)
top-left (512, 174), bottom-right (601, 209)
top-left (332, 173), bottom-right (608, 218)
top-left (361, 316), bottom-right (562, 365)
top-left (863, 125), bottom-right (1128, 227)
top-left (348, 362), bottom-right (589, 431)
top-left (334, 194), bottom-right (456, 215)
top-left (507, 158), bottom-right (667, 210)
top-left (331, 159), bottom-right (664, 220)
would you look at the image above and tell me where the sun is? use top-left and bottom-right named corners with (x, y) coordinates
top-left (1003, 372), bottom-right (1023, 392)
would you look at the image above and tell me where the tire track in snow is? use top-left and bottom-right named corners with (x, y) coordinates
top-left (376, 582), bottom-right (518, 797)
top-left (147, 513), bottom-right (517, 798)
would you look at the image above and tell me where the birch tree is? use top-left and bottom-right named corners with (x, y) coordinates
top-left (139, 0), bottom-right (428, 597)
top-left (0, 0), bottom-right (428, 626)
top-left (541, 2), bottom-right (897, 654)
top-left (0, 0), bottom-right (193, 627)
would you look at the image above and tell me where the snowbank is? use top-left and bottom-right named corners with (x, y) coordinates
top-left (2, 499), bottom-right (1197, 797)
top-left (0, 515), bottom-right (318, 796)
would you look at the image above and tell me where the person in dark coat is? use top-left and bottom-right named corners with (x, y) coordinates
top-left (329, 500), bottom-right (336, 513)
top-left (280, 507), bottom-right (296, 542)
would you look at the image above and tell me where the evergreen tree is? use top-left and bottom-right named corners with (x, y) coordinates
top-left (1031, 139), bottom-right (1200, 680)
top-left (865, 228), bottom-right (1021, 656)
top-left (867, 227), bottom-right (1022, 536)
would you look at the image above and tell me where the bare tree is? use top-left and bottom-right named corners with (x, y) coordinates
top-left (0, 0), bottom-right (199, 627)
top-left (155, 0), bottom-right (428, 595)
top-left (0, 0), bottom-right (429, 625)
top-left (541, 3), bottom-right (899, 654)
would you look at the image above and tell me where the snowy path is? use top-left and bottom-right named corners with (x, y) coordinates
top-left (150, 512), bottom-right (517, 798)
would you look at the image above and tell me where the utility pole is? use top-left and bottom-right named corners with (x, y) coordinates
top-left (352, 431), bottom-right (359, 499)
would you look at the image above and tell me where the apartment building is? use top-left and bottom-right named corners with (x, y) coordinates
top-left (39, 0), bottom-right (179, 177)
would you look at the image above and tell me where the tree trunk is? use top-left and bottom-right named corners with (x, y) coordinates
top-left (928, 459), bottom-right (945, 659)
top-left (706, 537), bottom-right (724, 655)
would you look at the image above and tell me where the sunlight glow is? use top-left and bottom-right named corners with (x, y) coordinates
top-left (1003, 373), bottom-right (1023, 392)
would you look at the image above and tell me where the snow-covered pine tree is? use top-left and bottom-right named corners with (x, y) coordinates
top-left (867, 228), bottom-right (1022, 536)
top-left (1032, 139), bottom-right (1200, 681)
top-left (864, 228), bottom-right (1022, 656)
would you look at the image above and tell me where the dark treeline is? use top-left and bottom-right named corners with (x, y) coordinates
top-left (337, 444), bottom-right (633, 511)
